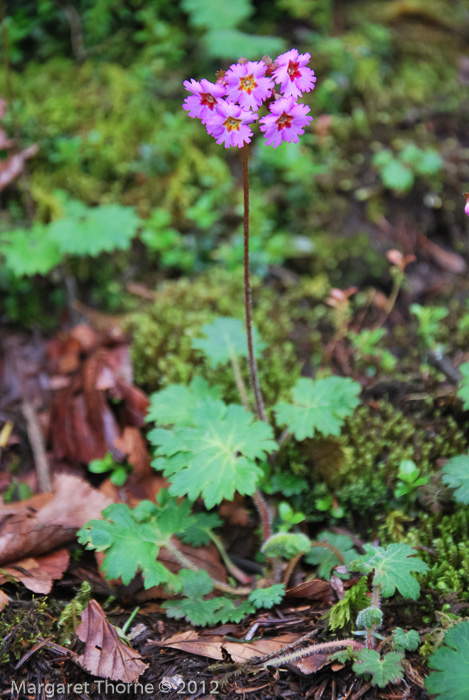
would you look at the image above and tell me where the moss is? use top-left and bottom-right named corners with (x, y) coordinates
top-left (0, 596), bottom-right (61, 664)
top-left (402, 509), bottom-right (469, 599)
top-left (128, 268), bottom-right (328, 406)
top-left (292, 401), bottom-right (467, 532)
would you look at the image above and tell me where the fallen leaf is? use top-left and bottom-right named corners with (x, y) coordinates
top-left (0, 145), bottom-right (38, 191)
top-left (0, 473), bottom-right (111, 566)
top-left (47, 335), bottom-right (82, 374)
top-left (114, 426), bottom-right (151, 480)
top-left (219, 495), bottom-right (250, 527)
top-left (0, 589), bottom-right (9, 610)
top-left (0, 549), bottom-right (70, 594)
top-left (157, 631), bottom-right (302, 664)
top-left (50, 345), bottom-right (149, 464)
top-left (289, 653), bottom-right (330, 675)
top-left (76, 599), bottom-right (148, 681)
top-left (286, 579), bottom-right (333, 604)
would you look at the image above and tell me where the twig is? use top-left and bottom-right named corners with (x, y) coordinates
top-left (22, 400), bottom-right (52, 492)
top-left (57, 0), bottom-right (86, 62)
top-left (427, 349), bottom-right (463, 384)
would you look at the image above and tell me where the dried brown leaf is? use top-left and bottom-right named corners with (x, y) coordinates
top-left (0, 549), bottom-right (70, 594)
top-left (0, 473), bottom-right (111, 566)
top-left (286, 579), bottom-right (333, 604)
top-left (114, 427), bottom-right (150, 480)
top-left (76, 600), bottom-right (148, 681)
top-left (0, 589), bottom-right (9, 610)
top-left (157, 631), bottom-right (302, 664)
top-left (0, 145), bottom-right (38, 191)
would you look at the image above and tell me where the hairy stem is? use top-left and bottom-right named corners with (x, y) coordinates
top-left (367, 584), bottom-right (382, 649)
top-left (252, 488), bottom-right (272, 543)
top-left (262, 638), bottom-right (362, 669)
top-left (241, 146), bottom-right (266, 423)
top-left (165, 540), bottom-right (252, 596)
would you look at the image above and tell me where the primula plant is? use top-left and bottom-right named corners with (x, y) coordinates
top-left (80, 48), bottom-right (364, 628)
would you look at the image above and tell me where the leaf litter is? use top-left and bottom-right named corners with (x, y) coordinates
top-left (0, 321), bottom-right (433, 700)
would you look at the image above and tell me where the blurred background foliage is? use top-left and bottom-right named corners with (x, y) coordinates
top-left (0, 0), bottom-right (468, 335)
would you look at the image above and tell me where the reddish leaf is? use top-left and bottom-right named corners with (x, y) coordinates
top-left (0, 549), bottom-right (70, 594)
top-left (157, 631), bottom-right (302, 664)
top-left (0, 473), bottom-right (111, 566)
top-left (114, 427), bottom-right (151, 480)
top-left (0, 589), bottom-right (9, 611)
top-left (0, 145), bottom-right (38, 191)
top-left (76, 600), bottom-right (148, 682)
top-left (286, 579), bottom-right (333, 604)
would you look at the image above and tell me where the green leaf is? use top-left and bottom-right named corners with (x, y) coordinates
top-left (191, 317), bottom-right (265, 368)
top-left (305, 532), bottom-right (357, 579)
top-left (146, 377), bottom-right (222, 428)
top-left (262, 532), bottom-right (311, 559)
top-left (181, 512), bottom-right (223, 546)
top-left (163, 597), bottom-right (220, 626)
top-left (49, 202), bottom-right (140, 256)
top-left (274, 376), bottom-right (361, 440)
top-left (457, 363), bottom-right (469, 411)
top-left (212, 598), bottom-right (255, 624)
top-left (380, 159), bottom-right (414, 193)
top-left (356, 606), bottom-right (383, 629)
top-left (261, 469), bottom-right (308, 496)
top-left (397, 459), bottom-right (420, 483)
top-left (110, 466), bottom-right (129, 486)
top-left (353, 650), bottom-right (404, 688)
top-left (163, 571), bottom-right (255, 626)
top-left (177, 569), bottom-right (214, 598)
top-left (249, 584), bottom-right (285, 609)
top-left (155, 403), bottom-right (277, 509)
top-left (204, 29), bottom-right (286, 60)
top-left (77, 495), bottom-right (193, 589)
top-left (182, 0), bottom-right (252, 29)
top-left (328, 647), bottom-right (355, 664)
top-left (414, 149), bottom-right (443, 176)
top-left (350, 543), bottom-right (428, 599)
top-left (442, 454), bottom-right (469, 504)
top-left (88, 453), bottom-right (116, 474)
top-left (426, 621), bottom-right (469, 700)
top-left (393, 627), bottom-right (420, 652)
top-left (0, 225), bottom-right (62, 276)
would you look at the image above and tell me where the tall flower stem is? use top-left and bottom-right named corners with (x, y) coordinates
top-left (241, 146), bottom-right (266, 423)
top-left (241, 147), bottom-right (272, 544)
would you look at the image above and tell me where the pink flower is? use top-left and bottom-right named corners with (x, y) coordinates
top-left (224, 60), bottom-right (274, 110)
top-left (183, 78), bottom-right (226, 122)
top-left (259, 97), bottom-right (312, 148)
top-left (205, 101), bottom-right (258, 148)
top-left (272, 49), bottom-right (316, 99)
top-left (465, 192), bottom-right (469, 217)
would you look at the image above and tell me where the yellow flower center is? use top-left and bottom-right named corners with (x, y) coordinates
top-left (224, 116), bottom-right (241, 132)
top-left (240, 74), bottom-right (257, 93)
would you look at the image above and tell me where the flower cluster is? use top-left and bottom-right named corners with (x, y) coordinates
top-left (183, 49), bottom-right (316, 149)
